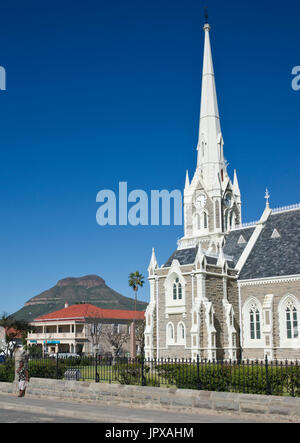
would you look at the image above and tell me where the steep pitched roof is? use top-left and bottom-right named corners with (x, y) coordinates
top-left (239, 209), bottom-right (300, 280)
top-left (163, 246), bottom-right (233, 268)
top-left (223, 227), bottom-right (256, 266)
top-left (164, 247), bottom-right (198, 268)
top-left (34, 303), bottom-right (145, 322)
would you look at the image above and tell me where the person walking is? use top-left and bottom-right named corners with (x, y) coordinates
top-left (16, 360), bottom-right (29, 397)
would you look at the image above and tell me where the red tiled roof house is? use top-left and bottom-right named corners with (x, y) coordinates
top-left (27, 303), bottom-right (145, 356)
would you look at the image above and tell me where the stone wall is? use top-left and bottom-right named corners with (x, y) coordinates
top-left (1, 378), bottom-right (300, 418)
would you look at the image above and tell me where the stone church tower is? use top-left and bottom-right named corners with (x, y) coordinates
top-left (144, 23), bottom-right (241, 362)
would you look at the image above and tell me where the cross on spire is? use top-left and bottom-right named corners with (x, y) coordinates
top-left (204, 6), bottom-right (209, 24)
top-left (265, 188), bottom-right (270, 208)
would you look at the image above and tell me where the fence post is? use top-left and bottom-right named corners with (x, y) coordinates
top-left (95, 353), bottom-right (99, 383)
top-left (141, 355), bottom-right (146, 387)
top-left (265, 355), bottom-right (272, 395)
top-left (197, 354), bottom-right (201, 390)
top-left (56, 353), bottom-right (59, 380)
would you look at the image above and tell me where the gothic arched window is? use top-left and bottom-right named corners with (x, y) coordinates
top-left (250, 307), bottom-right (261, 340)
top-left (286, 304), bottom-right (298, 339)
top-left (173, 278), bottom-right (182, 301)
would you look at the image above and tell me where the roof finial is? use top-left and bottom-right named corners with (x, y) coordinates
top-left (265, 188), bottom-right (270, 208)
top-left (203, 6), bottom-right (210, 31)
top-left (204, 6), bottom-right (209, 24)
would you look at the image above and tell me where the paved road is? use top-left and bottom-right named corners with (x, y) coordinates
top-left (0, 393), bottom-right (295, 423)
top-left (0, 408), bottom-right (99, 423)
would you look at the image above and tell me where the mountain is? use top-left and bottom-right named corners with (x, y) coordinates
top-left (11, 275), bottom-right (148, 322)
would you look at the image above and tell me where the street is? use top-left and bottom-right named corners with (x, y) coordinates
top-left (0, 393), bottom-right (297, 424)
top-left (0, 408), bottom-right (97, 423)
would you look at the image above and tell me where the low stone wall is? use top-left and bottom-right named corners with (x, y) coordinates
top-left (1, 378), bottom-right (300, 418)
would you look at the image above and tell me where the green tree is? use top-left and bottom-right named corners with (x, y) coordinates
top-left (0, 314), bottom-right (32, 358)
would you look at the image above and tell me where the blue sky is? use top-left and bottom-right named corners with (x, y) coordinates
top-left (0, 0), bottom-right (299, 315)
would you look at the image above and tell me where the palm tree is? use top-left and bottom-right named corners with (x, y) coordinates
top-left (128, 271), bottom-right (145, 358)
top-left (128, 271), bottom-right (145, 314)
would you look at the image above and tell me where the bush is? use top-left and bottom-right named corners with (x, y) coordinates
top-left (0, 359), bottom-right (15, 382)
top-left (154, 362), bottom-right (300, 396)
top-left (28, 360), bottom-right (65, 379)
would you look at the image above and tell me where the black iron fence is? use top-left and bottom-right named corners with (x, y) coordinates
top-left (24, 354), bottom-right (300, 397)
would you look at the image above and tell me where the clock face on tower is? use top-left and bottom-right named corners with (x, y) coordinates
top-left (195, 193), bottom-right (207, 211)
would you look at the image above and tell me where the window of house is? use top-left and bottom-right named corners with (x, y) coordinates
top-left (286, 306), bottom-right (298, 339)
top-left (173, 278), bottom-right (182, 301)
top-left (250, 308), bottom-right (261, 340)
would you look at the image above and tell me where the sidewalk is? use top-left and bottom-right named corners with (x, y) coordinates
top-left (0, 393), bottom-right (296, 423)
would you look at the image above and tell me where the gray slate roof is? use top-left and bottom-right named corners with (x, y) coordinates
top-left (164, 247), bottom-right (223, 268)
top-left (164, 247), bottom-right (198, 268)
top-left (162, 209), bottom-right (300, 279)
top-left (223, 227), bottom-right (255, 266)
top-left (239, 209), bottom-right (300, 280)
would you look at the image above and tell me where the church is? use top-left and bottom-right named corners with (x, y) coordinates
top-left (144, 22), bottom-right (300, 362)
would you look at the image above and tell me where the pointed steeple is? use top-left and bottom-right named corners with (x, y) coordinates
top-left (233, 170), bottom-right (240, 196)
top-left (197, 23), bottom-right (225, 176)
top-left (185, 170), bottom-right (190, 189)
top-left (148, 248), bottom-right (158, 276)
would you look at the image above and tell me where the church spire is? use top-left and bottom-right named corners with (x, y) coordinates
top-left (197, 22), bottom-right (224, 176)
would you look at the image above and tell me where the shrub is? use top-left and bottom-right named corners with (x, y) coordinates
top-left (28, 360), bottom-right (65, 379)
top-left (0, 359), bottom-right (15, 382)
top-left (112, 362), bottom-right (155, 386)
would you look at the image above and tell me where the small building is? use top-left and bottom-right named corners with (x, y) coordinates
top-left (27, 303), bottom-right (145, 356)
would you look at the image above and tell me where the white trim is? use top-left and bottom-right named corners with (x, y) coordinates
top-left (239, 274), bottom-right (300, 286)
top-left (271, 203), bottom-right (300, 214)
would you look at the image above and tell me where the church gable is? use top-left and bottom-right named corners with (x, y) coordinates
top-left (239, 209), bottom-right (300, 280)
